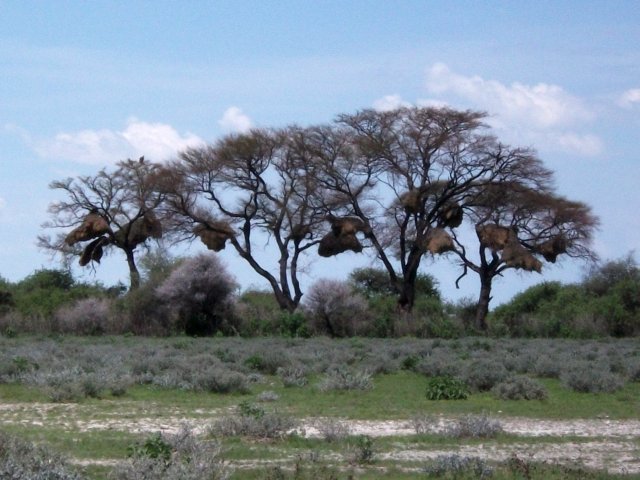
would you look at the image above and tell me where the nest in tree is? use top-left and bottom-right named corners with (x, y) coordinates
top-left (318, 231), bottom-right (363, 257)
top-left (535, 236), bottom-right (568, 263)
top-left (79, 236), bottom-right (109, 266)
top-left (65, 210), bottom-right (110, 246)
top-left (502, 240), bottom-right (542, 273)
top-left (114, 212), bottom-right (163, 248)
top-left (291, 224), bottom-right (312, 241)
top-left (327, 214), bottom-right (371, 236)
top-left (425, 228), bottom-right (455, 254)
top-left (476, 224), bottom-right (514, 251)
top-left (400, 189), bottom-right (422, 214)
top-left (438, 203), bottom-right (463, 228)
top-left (193, 222), bottom-right (235, 252)
top-left (318, 214), bottom-right (369, 257)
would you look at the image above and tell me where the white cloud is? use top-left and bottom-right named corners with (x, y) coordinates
top-left (618, 88), bottom-right (640, 108)
top-left (33, 119), bottom-right (204, 165)
top-left (218, 107), bottom-right (253, 133)
top-left (372, 94), bottom-right (411, 112)
top-left (424, 63), bottom-right (601, 155)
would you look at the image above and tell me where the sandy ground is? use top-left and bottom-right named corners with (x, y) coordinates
top-left (1, 402), bottom-right (639, 474)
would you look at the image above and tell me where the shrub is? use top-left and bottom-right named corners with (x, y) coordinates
top-left (348, 435), bottom-right (375, 465)
top-left (156, 253), bottom-right (238, 336)
top-left (444, 414), bottom-right (503, 439)
top-left (318, 367), bottom-right (373, 392)
top-left (191, 367), bottom-right (251, 394)
top-left (462, 359), bottom-right (508, 392)
top-left (209, 409), bottom-right (296, 439)
top-left (305, 279), bottom-right (370, 337)
top-left (277, 366), bottom-right (309, 387)
top-left (0, 431), bottom-right (83, 479)
top-left (425, 376), bottom-right (469, 400)
top-left (115, 426), bottom-right (230, 480)
top-left (492, 375), bottom-right (548, 400)
top-left (234, 290), bottom-right (284, 336)
top-left (314, 417), bottom-right (351, 443)
top-left (411, 413), bottom-right (438, 434)
top-left (56, 297), bottom-right (119, 335)
top-left (560, 362), bottom-right (625, 393)
top-left (423, 454), bottom-right (493, 478)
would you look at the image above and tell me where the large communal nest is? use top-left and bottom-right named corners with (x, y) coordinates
top-left (502, 240), bottom-right (542, 273)
top-left (318, 214), bottom-right (370, 257)
top-left (425, 228), bottom-right (455, 255)
top-left (475, 224), bottom-right (515, 251)
top-left (193, 222), bottom-right (235, 252)
top-left (79, 236), bottom-right (110, 266)
top-left (437, 203), bottom-right (463, 228)
top-left (400, 189), bottom-right (423, 214)
top-left (65, 210), bottom-right (110, 246)
top-left (535, 236), bottom-right (568, 263)
top-left (113, 212), bottom-right (163, 248)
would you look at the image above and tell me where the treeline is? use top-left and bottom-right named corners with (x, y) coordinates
top-left (1, 253), bottom-right (638, 338)
top-left (38, 106), bottom-right (598, 332)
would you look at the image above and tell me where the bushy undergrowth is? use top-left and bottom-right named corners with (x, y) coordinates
top-left (0, 430), bottom-right (83, 479)
top-left (423, 454), bottom-right (494, 479)
top-left (113, 427), bottom-right (230, 480)
top-left (209, 402), bottom-right (296, 439)
top-left (0, 336), bottom-right (637, 403)
top-left (492, 375), bottom-right (548, 400)
top-left (425, 376), bottom-right (469, 400)
top-left (444, 414), bottom-right (504, 439)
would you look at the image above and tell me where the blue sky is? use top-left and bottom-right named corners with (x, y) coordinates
top-left (1, 1), bottom-right (639, 305)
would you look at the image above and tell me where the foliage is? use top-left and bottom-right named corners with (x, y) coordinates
top-left (349, 267), bottom-right (440, 300)
top-left (425, 376), bottom-right (469, 400)
top-left (318, 367), bottom-right (373, 392)
top-left (560, 362), bottom-right (625, 393)
top-left (348, 435), bottom-right (375, 465)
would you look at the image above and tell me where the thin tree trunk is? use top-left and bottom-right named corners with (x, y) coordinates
top-left (475, 275), bottom-right (493, 332)
top-left (125, 249), bottom-right (140, 291)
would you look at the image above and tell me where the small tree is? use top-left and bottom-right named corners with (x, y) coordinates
top-left (451, 183), bottom-right (598, 330)
top-left (39, 158), bottom-right (167, 290)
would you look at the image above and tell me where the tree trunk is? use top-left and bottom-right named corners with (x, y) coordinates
top-left (125, 249), bottom-right (141, 291)
top-left (475, 275), bottom-right (493, 332)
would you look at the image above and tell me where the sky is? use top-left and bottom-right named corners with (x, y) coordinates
top-left (1, 0), bottom-right (639, 306)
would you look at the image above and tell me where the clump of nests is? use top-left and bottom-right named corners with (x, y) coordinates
top-left (66, 210), bottom-right (163, 267)
top-left (318, 214), bottom-right (371, 257)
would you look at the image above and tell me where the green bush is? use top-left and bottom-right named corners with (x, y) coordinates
top-left (425, 375), bottom-right (469, 400)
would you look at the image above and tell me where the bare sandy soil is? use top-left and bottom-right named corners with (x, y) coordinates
top-left (1, 402), bottom-right (639, 474)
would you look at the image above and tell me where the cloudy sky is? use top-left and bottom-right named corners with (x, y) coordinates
top-left (1, 1), bottom-right (638, 305)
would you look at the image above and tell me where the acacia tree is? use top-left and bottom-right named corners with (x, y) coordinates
top-left (163, 128), bottom-right (328, 312)
top-left (450, 182), bottom-right (598, 330)
top-left (315, 106), bottom-right (554, 311)
top-left (39, 158), bottom-right (166, 290)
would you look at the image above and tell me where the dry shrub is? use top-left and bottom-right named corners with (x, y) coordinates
top-left (305, 279), bottom-right (370, 336)
top-left (64, 210), bottom-right (110, 246)
top-left (55, 297), bottom-right (122, 335)
top-left (475, 223), bottom-right (513, 251)
top-left (425, 228), bottom-right (454, 254)
top-left (193, 222), bottom-right (235, 252)
top-left (502, 241), bottom-right (542, 272)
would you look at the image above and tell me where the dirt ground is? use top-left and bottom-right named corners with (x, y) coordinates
top-left (1, 402), bottom-right (639, 474)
